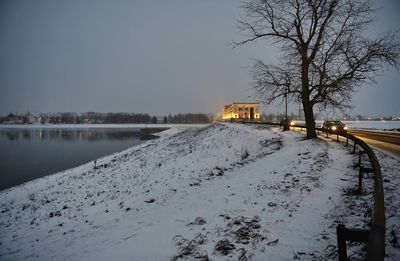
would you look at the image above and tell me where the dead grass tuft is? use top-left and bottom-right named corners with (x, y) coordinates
top-left (215, 239), bottom-right (235, 255)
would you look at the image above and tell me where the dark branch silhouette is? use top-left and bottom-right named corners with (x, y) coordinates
top-left (236, 0), bottom-right (400, 138)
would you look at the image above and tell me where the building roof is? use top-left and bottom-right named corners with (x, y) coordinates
top-left (231, 102), bottom-right (259, 105)
top-left (223, 102), bottom-right (260, 112)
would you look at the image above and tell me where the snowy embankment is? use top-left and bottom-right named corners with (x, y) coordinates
top-left (0, 123), bottom-right (399, 260)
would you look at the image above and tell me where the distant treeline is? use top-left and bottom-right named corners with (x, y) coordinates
top-left (0, 112), bottom-right (213, 124)
top-left (165, 113), bottom-right (210, 124)
top-left (103, 113), bottom-right (152, 124)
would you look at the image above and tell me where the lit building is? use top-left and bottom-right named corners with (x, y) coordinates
top-left (222, 102), bottom-right (260, 123)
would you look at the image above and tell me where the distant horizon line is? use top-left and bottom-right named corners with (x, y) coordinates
top-left (0, 111), bottom-right (215, 117)
top-left (1, 111), bottom-right (399, 119)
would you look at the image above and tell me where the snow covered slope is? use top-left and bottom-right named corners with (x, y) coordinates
top-left (0, 123), bottom-right (399, 260)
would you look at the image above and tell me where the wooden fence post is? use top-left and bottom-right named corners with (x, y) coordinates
top-left (337, 224), bottom-right (348, 261)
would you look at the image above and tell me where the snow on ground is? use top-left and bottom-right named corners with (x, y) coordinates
top-left (378, 151), bottom-right (400, 260)
top-left (0, 123), bottom-right (399, 260)
top-left (332, 148), bottom-right (400, 261)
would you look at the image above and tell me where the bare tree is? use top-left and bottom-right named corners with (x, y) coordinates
top-left (236, 0), bottom-right (399, 138)
top-left (251, 60), bottom-right (301, 104)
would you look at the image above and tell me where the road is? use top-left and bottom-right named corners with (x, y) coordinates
top-left (348, 129), bottom-right (400, 159)
top-left (275, 123), bottom-right (400, 159)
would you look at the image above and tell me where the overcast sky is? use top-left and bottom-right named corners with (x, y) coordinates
top-left (0, 0), bottom-right (399, 116)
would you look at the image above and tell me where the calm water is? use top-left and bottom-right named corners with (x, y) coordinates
top-left (0, 126), bottom-right (145, 191)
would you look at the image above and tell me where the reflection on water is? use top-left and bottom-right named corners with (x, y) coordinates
top-left (1, 128), bottom-right (142, 142)
top-left (0, 127), bottom-right (144, 191)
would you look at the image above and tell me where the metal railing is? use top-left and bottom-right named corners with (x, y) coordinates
top-left (287, 124), bottom-right (385, 261)
top-left (238, 121), bottom-right (385, 259)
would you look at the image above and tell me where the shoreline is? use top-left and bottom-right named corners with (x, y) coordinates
top-left (0, 127), bottom-right (183, 193)
top-left (0, 123), bottom-right (208, 129)
top-left (1, 123), bottom-right (399, 260)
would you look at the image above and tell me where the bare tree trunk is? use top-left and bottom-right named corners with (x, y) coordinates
top-left (303, 97), bottom-right (317, 139)
top-left (301, 60), bottom-right (317, 139)
top-left (237, 0), bottom-right (399, 140)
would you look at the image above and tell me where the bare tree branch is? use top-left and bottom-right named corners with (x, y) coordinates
top-left (236, 0), bottom-right (400, 139)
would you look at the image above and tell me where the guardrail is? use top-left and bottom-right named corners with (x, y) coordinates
top-left (287, 124), bottom-right (385, 261)
top-left (239, 121), bottom-right (385, 259)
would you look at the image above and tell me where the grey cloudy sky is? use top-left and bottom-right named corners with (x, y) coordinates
top-left (0, 0), bottom-right (399, 116)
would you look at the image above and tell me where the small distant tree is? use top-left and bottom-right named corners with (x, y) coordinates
top-left (236, 0), bottom-right (400, 139)
top-left (151, 116), bottom-right (157, 124)
top-left (163, 116), bottom-right (168, 124)
top-left (7, 113), bottom-right (15, 119)
top-left (167, 114), bottom-right (173, 124)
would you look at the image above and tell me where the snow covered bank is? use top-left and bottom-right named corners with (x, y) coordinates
top-left (0, 123), bottom-right (399, 260)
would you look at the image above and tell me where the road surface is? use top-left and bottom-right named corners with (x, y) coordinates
top-left (348, 129), bottom-right (400, 159)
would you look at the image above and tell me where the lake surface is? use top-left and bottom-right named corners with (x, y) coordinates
top-left (0, 126), bottom-right (146, 191)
